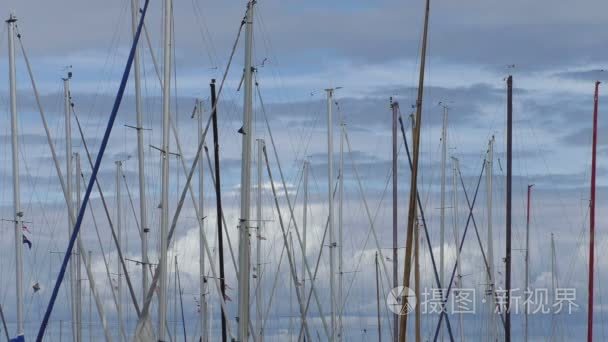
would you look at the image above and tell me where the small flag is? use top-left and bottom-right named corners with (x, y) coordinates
top-left (22, 235), bottom-right (32, 249)
top-left (33, 282), bottom-right (41, 293)
top-left (22, 225), bottom-right (31, 234)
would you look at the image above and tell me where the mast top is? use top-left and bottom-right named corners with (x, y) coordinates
top-left (6, 14), bottom-right (17, 23)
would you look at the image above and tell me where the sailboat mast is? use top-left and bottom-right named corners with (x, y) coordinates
top-left (210, 78), bottom-right (227, 342)
top-left (198, 100), bottom-right (209, 342)
top-left (302, 159), bottom-right (309, 312)
top-left (338, 117), bottom-right (345, 341)
top-left (505, 74), bottom-right (513, 342)
top-left (75, 152), bottom-right (83, 342)
top-left (524, 184), bottom-right (533, 342)
top-left (486, 136), bottom-right (496, 341)
top-left (7, 13), bottom-right (24, 340)
top-left (452, 157), bottom-right (464, 340)
top-left (158, 0), bottom-right (173, 338)
top-left (440, 104), bottom-right (447, 314)
top-left (399, 0), bottom-right (430, 339)
top-left (326, 87), bottom-right (337, 341)
top-left (116, 161), bottom-right (124, 341)
top-left (588, 80), bottom-right (600, 342)
top-left (391, 100), bottom-right (399, 342)
top-left (238, 1), bottom-right (255, 340)
top-left (256, 138), bottom-right (264, 341)
top-left (130, 0), bottom-right (149, 300)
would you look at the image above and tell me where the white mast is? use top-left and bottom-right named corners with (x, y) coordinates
top-left (159, 0), bottom-right (172, 339)
top-left (63, 71), bottom-right (80, 342)
top-left (302, 159), bottom-right (309, 311)
top-left (524, 184), bottom-right (533, 342)
top-left (486, 136), bottom-right (496, 341)
top-left (452, 157), bottom-right (464, 341)
top-left (198, 100), bottom-right (209, 342)
top-left (75, 153), bottom-right (83, 342)
top-left (115, 161), bottom-right (123, 341)
top-left (256, 138), bottom-right (264, 341)
top-left (440, 104), bottom-right (447, 305)
top-left (130, 0), bottom-right (149, 301)
top-left (237, 1), bottom-right (255, 340)
top-left (338, 114), bottom-right (345, 341)
top-left (550, 233), bottom-right (556, 340)
top-left (326, 87), bottom-right (336, 341)
top-left (7, 13), bottom-right (24, 340)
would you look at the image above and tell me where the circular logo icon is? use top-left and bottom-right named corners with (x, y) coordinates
top-left (387, 286), bottom-right (417, 315)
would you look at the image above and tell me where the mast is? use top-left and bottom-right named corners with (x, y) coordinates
top-left (131, 0), bottom-right (149, 301)
top-left (88, 250), bottom-right (92, 342)
top-left (451, 157), bottom-right (464, 340)
top-left (237, 1), bottom-right (255, 340)
top-left (588, 80), bottom-right (600, 342)
top-left (375, 252), bottom-right (382, 342)
top-left (75, 153), bottom-right (83, 342)
top-left (326, 87), bottom-right (337, 341)
top-left (486, 136), bottom-right (496, 341)
top-left (302, 158), bottom-right (309, 319)
top-left (159, 0), bottom-right (172, 338)
top-left (550, 233), bottom-right (556, 341)
top-left (414, 215), bottom-right (421, 342)
top-left (198, 99), bottom-right (209, 342)
top-left (524, 184), bottom-right (533, 342)
top-left (7, 13), bottom-right (24, 341)
top-left (505, 74), bottom-right (513, 342)
top-left (256, 138), bottom-right (264, 341)
top-left (338, 115), bottom-right (345, 341)
top-left (63, 70), bottom-right (80, 342)
top-left (399, 0), bottom-right (430, 338)
top-left (116, 161), bottom-right (123, 341)
top-left (391, 100), bottom-right (399, 342)
top-left (210, 78), bottom-right (227, 342)
top-left (440, 105), bottom-right (448, 324)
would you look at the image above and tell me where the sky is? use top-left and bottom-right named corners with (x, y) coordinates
top-left (1, 0), bottom-right (608, 341)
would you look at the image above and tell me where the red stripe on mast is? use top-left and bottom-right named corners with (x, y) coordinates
top-left (588, 80), bottom-right (600, 342)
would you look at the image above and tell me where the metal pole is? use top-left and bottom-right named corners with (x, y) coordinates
top-left (524, 184), bottom-right (533, 342)
top-left (256, 139), bottom-right (264, 341)
top-left (588, 80), bottom-right (600, 342)
top-left (399, 0), bottom-right (430, 338)
top-left (75, 153), bottom-right (83, 342)
top-left (159, 0), bottom-right (172, 338)
top-left (302, 159), bottom-right (309, 324)
top-left (486, 136), bottom-right (497, 342)
top-left (440, 106), bottom-right (447, 339)
top-left (391, 100), bottom-right (398, 342)
top-left (238, 1), bottom-right (255, 340)
top-left (451, 157), bottom-right (464, 340)
top-left (210, 78), bottom-right (228, 342)
top-left (116, 161), bottom-right (123, 341)
top-left (505, 75), bottom-right (513, 342)
top-left (338, 118), bottom-right (345, 341)
top-left (198, 100), bottom-right (208, 342)
top-left (326, 87), bottom-right (336, 341)
top-left (7, 14), bottom-right (24, 340)
top-left (131, 0), bottom-right (149, 302)
top-left (88, 250), bottom-right (92, 342)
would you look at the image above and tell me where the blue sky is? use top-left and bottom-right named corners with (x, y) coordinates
top-left (1, 0), bottom-right (608, 341)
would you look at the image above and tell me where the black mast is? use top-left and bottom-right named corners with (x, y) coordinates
top-left (505, 75), bottom-right (513, 342)
top-left (211, 79), bottom-right (227, 342)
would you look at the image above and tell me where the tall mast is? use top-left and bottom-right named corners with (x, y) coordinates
top-left (63, 71), bottom-right (79, 342)
top-left (390, 100), bottom-right (399, 342)
top-left (440, 104), bottom-right (448, 320)
top-left (414, 216), bottom-right (421, 342)
top-left (115, 161), bottom-right (124, 341)
top-left (7, 14), bottom-right (24, 340)
top-left (399, 0), bottom-right (430, 338)
top-left (302, 159), bottom-right (309, 314)
top-left (524, 184), bottom-right (533, 342)
top-left (75, 153), bottom-right (83, 342)
top-left (158, 0), bottom-right (173, 338)
top-left (131, 0), bottom-right (149, 300)
top-left (451, 157), bottom-right (464, 340)
top-left (486, 136), bottom-right (496, 341)
top-left (256, 138), bottom-right (264, 341)
top-left (198, 100), bottom-right (209, 342)
top-left (375, 252), bottom-right (382, 342)
top-left (210, 78), bottom-right (227, 342)
top-left (326, 87), bottom-right (337, 341)
top-left (88, 250), bottom-right (92, 342)
top-left (588, 80), bottom-right (600, 342)
top-left (505, 74), bottom-right (513, 342)
top-left (237, 1), bottom-right (255, 340)
top-left (338, 116), bottom-right (345, 341)
top-left (550, 233), bottom-right (556, 341)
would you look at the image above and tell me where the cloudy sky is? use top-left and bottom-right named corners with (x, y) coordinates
top-left (1, 0), bottom-right (607, 341)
